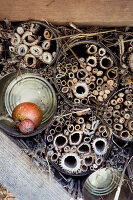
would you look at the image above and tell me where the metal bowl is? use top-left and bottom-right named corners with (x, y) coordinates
top-left (0, 71), bottom-right (57, 137)
top-left (83, 167), bottom-right (132, 200)
top-left (84, 168), bottom-right (119, 195)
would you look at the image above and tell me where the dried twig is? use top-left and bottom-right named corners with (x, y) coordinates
top-left (54, 108), bottom-right (91, 118)
top-left (50, 29), bottom-right (118, 40)
top-left (65, 43), bottom-right (82, 65)
top-left (118, 35), bottom-right (125, 65)
top-left (69, 22), bottom-right (83, 33)
top-left (114, 156), bottom-right (133, 200)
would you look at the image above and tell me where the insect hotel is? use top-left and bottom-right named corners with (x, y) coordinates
top-left (0, 1), bottom-right (133, 200)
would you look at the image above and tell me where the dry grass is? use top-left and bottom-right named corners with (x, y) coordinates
top-left (0, 184), bottom-right (18, 200)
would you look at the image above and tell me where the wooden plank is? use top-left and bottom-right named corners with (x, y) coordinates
top-left (0, 0), bottom-right (133, 26)
top-left (0, 130), bottom-right (71, 200)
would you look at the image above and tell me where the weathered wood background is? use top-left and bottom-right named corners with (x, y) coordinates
top-left (0, 0), bottom-right (133, 26)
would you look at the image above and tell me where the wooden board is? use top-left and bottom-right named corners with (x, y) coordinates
top-left (0, 0), bottom-right (133, 26)
top-left (0, 130), bottom-right (71, 200)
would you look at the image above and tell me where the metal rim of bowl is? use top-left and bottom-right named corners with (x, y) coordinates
top-left (83, 168), bottom-right (120, 196)
top-left (0, 71), bottom-right (57, 138)
top-left (85, 169), bottom-right (120, 195)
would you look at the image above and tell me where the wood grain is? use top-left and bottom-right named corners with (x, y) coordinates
top-left (0, 131), bottom-right (71, 200)
top-left (0, 0), bottom-right (133, 26)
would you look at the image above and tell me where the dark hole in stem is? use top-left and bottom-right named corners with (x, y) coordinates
top-left (96, 158), bottom-right (102, 164)
top-left (82, 165), bottom-right (88, 170)
top-left (20, 47), bottom-right (25, 54)
top-left (81, 99), bottom-right (87, 104)
top-left (88, 59), bottom-right (94, 65)
top-left (44, 43), bottom-right (49, 48)
top-left (95, 140), bottom-right (105, 152)
top-left (27, 57), bottom-right (33, 65)
top-left (69, 73), bottom-right (74, 78)
top-left (52, 154), bottom-right (58, 161)
top-left (102, 58), bottom-right (111, 68)
top-left (107, 119), bottom-right (112, 124)
top-left (121, 131), bottom-right (128, 138)
top-left (71, 133), bottom-right (80, 143)
top-left (75, 125), bottom-right (80, 130)
top-left (115, 125), bottom-right (121, 130)
top-left (97, 79), bottom-right (102, 85)
top-left (37, 150), bottom-right (41, 156)
top-left (62, 67), bottom-right (67, 73)
top-left (76, 86), bottom-right (85, 94)
top-left (75, 99), bottom-right (80, 103)
top-left (85, 157), bottom-right (93, 165)
top-left (107, 113), bottom-right (112, 118)
top-left (84, 137), bottom-right (90, 142)
top-left (62, 80), bottom-right (66, 86)
top-left (50, 129), bottom-right (55, 134)
top-left (55, 136), bottom-right (66, 147)
top-left (0, 64), bottom-right (4, 73)
top-left (90, 46), bottom-right (95, 53)
top-left (56, 126), bottom-right (62, 132)
top-left (102, 131), bottom-right (107, 137)
top-left (99, 50), bottom-right (104, 55)
top-left (68, 125), bottom-right (74, 132)
top-left (78, 70), bottom-right (86, 79)
top-left (79, 144), bottom-right (90, 153)
top-left (108, 70), bottom-right (116, 79)
top-left (89, 83), bottom-right (95, 89)
top-left (53, 120), bottom-right (58, 126)
top-left (64, 156), bottom-right (77, 168)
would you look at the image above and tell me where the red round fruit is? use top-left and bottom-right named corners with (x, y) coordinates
top-left (12, 102), bottom-right (43, 127)
top-left (19, 119), bottom-right (35, 134)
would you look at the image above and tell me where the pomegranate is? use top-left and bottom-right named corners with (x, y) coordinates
top-left (12, 102), bottom-right (43, 127)
top-left (19, 119), bottom-right (35, 134)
